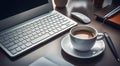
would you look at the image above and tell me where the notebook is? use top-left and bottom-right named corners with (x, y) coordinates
top-left (95, 5), bottom-right (120, 29)
top-left (108, 13), bottom-right (120, 25)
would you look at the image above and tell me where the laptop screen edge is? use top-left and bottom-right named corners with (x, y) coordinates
top-left (0, 0), bottom-right (53, 31)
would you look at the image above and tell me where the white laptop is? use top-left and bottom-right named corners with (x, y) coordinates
top-left (0, 0), bottom-right (77, 57)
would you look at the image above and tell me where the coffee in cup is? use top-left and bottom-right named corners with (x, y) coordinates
top-left (73, 30), bottom-right (95, 39)
top-left (70, 25), bottom-right (104, 51)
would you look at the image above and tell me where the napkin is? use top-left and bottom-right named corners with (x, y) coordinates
top-left (29, 54), bottom-right (73, 66)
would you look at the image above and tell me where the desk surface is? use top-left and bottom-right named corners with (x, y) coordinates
top-left (0, 0), bottom-right (120, 66)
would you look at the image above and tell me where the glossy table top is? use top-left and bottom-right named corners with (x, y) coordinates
top-left (0, 0), bottom-right (120, 66)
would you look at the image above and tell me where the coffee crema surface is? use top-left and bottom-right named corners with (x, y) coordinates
top-left (73, 30), bottom-right (95, 39)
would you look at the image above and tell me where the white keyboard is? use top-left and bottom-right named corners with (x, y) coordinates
top-left (0, 11), bottom-right (77, 57)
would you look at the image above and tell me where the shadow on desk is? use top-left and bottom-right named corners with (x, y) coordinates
top-left (61, 49), bottom-right (104, 66)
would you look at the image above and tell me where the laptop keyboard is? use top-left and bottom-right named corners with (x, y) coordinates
top-left (0, 11), bottom-right (77, 57)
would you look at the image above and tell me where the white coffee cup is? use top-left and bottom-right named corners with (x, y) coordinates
top-left (70, 25), bottom-right (104, 51)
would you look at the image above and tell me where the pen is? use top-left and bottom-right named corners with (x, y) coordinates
top-left (104, 32), bottom-right (120, 62)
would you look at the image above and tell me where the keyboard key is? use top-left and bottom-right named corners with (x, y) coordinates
top-left (8, 43), bottom-right (17, 50)
top-left (25, 42), bottom-right (32, 47)
top-left (16, 47), bottom-right (22, 52)
top-left (17, 31), bottom-right (22, 35)
top-left (26, 38), bottom-right (31, 42)
top-left (49, 31), bottom-right (54, 35)
top-left (4, 36), bottom-right (9, 40)
top-left (21, 45), bottom-right (26, 49)
top-left (18, 42), bottom-right (23, 46)
top-left (31, 33), bottom-right (49, 44)
top-left (34, 35), bottom-right (39, 38)
top-left (14, 36), bottom-right (19, 40)
top-left (5, 42), bottom-right (14, 48)
top-left (53, 29), bottom-right (58, 33)
top-left (9, 38), bottom-right (15, 42)
top-left (19, 34), bottom-right (24, 38)
top-left (28, 34), bottom-right (33, 37)
top-left (2, 40), bottom-right (10, 45)
top-left (18, 38), bottom-right (24, 41)
top-left (22, 40), bottom-right (27, 44)
top-left (57, 28), bottom-right (62, 31)
top-left (24, 36), bottom-right (29, 39)
top-left (23, 33), bottom-right (28, 36)
top-left (10, 49), bottom-right (17, 54)
top-left (9, 42), bottom-right (15, 46)
top-left (30, 37), bottom-right (35, 40)
top-left (61, 25), bottom-right (67, 29)
top-left (41, 31), bottom-right (46, 34)
top-left (14, 40), bottom-right (20, 43)
top-left (8, 44), bottom-right (18, 49)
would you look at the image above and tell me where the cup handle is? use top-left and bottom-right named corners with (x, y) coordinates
top-left (97, 33), bottom-right (104, 40)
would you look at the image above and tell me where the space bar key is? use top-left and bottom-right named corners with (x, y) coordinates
top-left (31, 33), bottom-right (50, 44)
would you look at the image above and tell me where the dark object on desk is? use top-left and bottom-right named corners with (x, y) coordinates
top-left (54, 0), bottom-right (68, 8)
top-left (104, 32), bottom-right (120, 63)
top-left (71, 12), bottom-right (91, 24)
top-left (29, 54), bottom-right (73, 66)
top-left (95, 5), bottom-right (120, 29)
top-left (93, 0), bottom-right (104, 8)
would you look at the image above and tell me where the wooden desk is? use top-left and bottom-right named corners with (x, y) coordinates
top-left (0, 0), bottom-right (120, 66)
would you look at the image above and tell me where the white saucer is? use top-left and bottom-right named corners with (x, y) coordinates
top-left (61, 35), bottom-right (105, 59)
